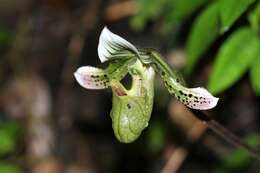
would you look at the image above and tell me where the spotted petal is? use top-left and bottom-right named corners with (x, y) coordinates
top-left (175, 86), bottom-right (219, 110)
top-left (98, 27), bottom-right (139, 63)
top-left (74, 66), bottom-right (109, 89)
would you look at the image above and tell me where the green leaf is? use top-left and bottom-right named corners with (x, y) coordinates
top-left (208, 27), bottom-right (260, 94)
top-left (163, 0), bottom-right (209, 32)
top-left (166, 0), bottom-right (209, 21)
top-left (186, 2), bottom-right (220, 73)
top-left (219, 0), bottom-right (256, 33)
top-left (0, 163), bottom-right (23, 173)
top-left (248, 2), bottom-right (260, 34)
top-left (250, 52), bottom-right (260, 95)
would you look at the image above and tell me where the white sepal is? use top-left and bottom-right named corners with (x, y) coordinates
top-left (98, 27), bottom-right (139, 63)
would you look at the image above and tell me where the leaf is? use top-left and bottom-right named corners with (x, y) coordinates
top-left (248, 2), bottom-right (260, 34)
top-left (163, 0), bottom-right (209, 32)
top-left (219, 0), bottom-right (256, 33)
top-left (186, 2), bottom-right (220, 73)
top-left (167, 0), bottom-right (209, 21)
top-left (250, 51), bottom-right (260, 95)
top-left (208, 27), bottom-right (260, 94)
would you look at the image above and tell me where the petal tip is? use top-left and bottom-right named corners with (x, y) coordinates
top-left (198, 95), bottom-right (219, 110)
top-left (73, 70), bottom-right (84, 87)
top-left (211, 96), bottom-right (219, 108)
top-left (182, 87), bottom-right (219, 110)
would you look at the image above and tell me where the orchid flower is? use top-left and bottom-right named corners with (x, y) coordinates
top-left (72, 27), bottom-right (260, 162)
top-left (74, 27), bottom-right (219, 143)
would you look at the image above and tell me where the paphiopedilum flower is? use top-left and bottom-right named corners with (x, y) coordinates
top-left (74, 27), bottom-right (218, 143)
top-left (73, 28), bottom-right (260, 161)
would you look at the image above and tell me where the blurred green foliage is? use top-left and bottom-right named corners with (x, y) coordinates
top-left (132, 0), bottom-right (260, 95)
top-left (0, 121), bottom-right (23, 173)
top-left (249, 3), bottom-right (260, 33)
top-left (219, 0), bottom-right (256, 33)
top-left (208, 27), bottom-right (260, 94)
top-left (0, 121), bottom-right (22, 156)
top-left (186, 1), bottom-right (219, 73)
top-left (0, 25), bottom-right (12, 49)
top-left (0, 162), bottom-right (23, 173)
top-left (162, 0), bottom-right (209, 32)
top-left (131, 0), bottom-right (209, 32)
top-left (146, 121), bottom-right (166, 153)
top-left (213, 134), bottom-right (260, 173)
top-left (130, 0), bottom-right (167, 31)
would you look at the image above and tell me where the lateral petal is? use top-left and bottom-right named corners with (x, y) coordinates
top-left (74, 66), bottom-right (109, 89)
top-left (175, 86), bottom-right (219, 110)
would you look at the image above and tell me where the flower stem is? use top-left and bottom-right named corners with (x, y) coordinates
top-left (190, 109), bottom-right (260, 160)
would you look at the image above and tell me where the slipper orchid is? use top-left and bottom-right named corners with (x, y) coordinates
top-left (74, 27), bottom-right (219, 143)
